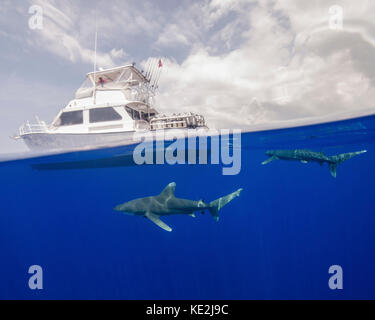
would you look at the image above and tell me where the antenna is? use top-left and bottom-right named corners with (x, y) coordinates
top-left (94, 29), bottom-right (97, 74)
top-left (93, 16), bottom-right (98, 105)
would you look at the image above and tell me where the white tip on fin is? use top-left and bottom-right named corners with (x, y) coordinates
top-left (262, 156), bottom-right (277, 165)
top-left (301, 160), bottom-right (308, 164)
top-left (189, 213), bottom-right (196, 218)
top-left (145, 212), bottom-right (172, 232)
top-left (159, 182), bottom-right (176, 198)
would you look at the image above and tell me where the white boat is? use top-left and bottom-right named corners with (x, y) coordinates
top-left (14, 63), bottom-right (207, 151)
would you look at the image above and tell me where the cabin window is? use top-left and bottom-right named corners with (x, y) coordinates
top-left (57, 110), bottom-right (83, 126)
top-left (125, 106), bottom-right (140, 120)
top-left (140, 112), bottom-right (148, 121)
top-left (89, 107), bottom-right (122, 123)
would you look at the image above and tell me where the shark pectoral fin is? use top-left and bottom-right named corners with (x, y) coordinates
top-left (189, 213), bottom-right (196, 218)
top-left (261, 156), bottom-right (277, 165)
top-left (301, 160), bottom-right (308, 164)
top-left (329, 163), bottom-right (337, 178)
top-left (145, 212), bottom-right (172, 232)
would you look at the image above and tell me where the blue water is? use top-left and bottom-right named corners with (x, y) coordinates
top-left (1, 115), bottom-right (374, 299)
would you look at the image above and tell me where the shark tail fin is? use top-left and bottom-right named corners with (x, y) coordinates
top-left (329, 150), bottom-right (367, 178)
top-left (208, 188), bottom-right (242, 221)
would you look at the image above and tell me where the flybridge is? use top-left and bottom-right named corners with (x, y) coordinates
top-left (87, 64), bottom-right (148, 85)
top-left (75, 60), bottom-right (163, 101)
top-left (75, 64), bottom-right (151, 100)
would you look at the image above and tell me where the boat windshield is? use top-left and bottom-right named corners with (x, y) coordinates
top-left (79, 77), bottom-right (92, 89)
top-left (125, 105), bottom-right (156, 121)
top-left (54, 110), bottom-right (84, 127)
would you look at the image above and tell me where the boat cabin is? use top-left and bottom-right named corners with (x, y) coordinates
top-left (51, 103), bottom-right (157, 133)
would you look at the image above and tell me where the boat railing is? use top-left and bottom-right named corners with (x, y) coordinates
top-left (149, 112), bottom-right (206, 130)
top-left (19, 119), bottom-right (48, 135)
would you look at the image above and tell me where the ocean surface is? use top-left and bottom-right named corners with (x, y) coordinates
top-left (0, 114), bottom-right (374, 299)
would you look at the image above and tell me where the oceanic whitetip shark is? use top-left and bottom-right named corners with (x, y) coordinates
top-left (114, 182), bottom-right (243, 231)
top-left (261, 149), bottom-right (367, 178)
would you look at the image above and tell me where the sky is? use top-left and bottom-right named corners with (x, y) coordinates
top-left (1, 0), bottom-right (375, 153)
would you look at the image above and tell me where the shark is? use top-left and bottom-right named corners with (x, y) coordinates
top-left (114, 182), bottom-right (243, 231)
top-left (261, 149), bottom-right (367, 178)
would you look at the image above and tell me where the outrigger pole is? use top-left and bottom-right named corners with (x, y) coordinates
top-left (145, 58), bottom-right (152, 80)
top-left (153, 59), bottom-right (163, 88)
top-left (148, 58), bottom-right (156, 85)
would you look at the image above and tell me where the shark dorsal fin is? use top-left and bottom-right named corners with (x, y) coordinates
top-left (160, 182), bottom-right (176, 198)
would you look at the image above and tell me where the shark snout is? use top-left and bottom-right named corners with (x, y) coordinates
top-left (114, 199), bottom-right (141, 214)
top-left (114, 204), bottom-right (124, 211)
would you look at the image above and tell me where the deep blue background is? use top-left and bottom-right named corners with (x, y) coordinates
top-left (0, 115), bottom-right (374, 299)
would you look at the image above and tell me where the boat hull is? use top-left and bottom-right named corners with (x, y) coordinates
top-left (20, 127), bottom-right (209, 152)
top-left (21, 131), bottom-right (138, 151)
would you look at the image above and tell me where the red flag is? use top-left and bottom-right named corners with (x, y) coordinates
top-left (158, 59), bottom-right (163, 68)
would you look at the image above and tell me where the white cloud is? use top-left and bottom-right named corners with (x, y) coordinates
top-left (110, 48), bottom-right (127, 60)
top-left (25, 0), bottom-right (160, 68)
top-left (156, 24), bottom-right (191, 47)
top-left (152, 0), bottom-right (375, 129)
top-left (25, 0), bottom-right (114, 67)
